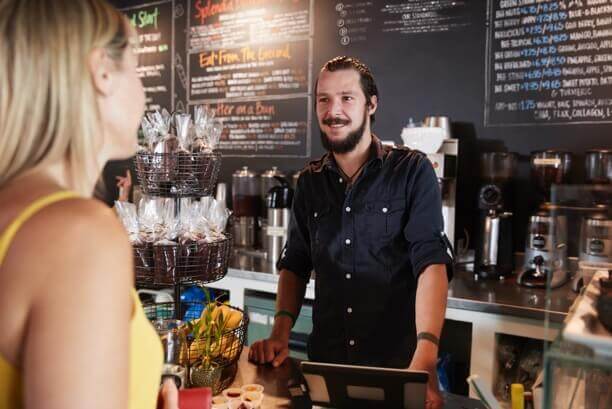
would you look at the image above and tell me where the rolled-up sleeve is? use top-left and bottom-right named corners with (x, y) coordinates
top-left (403, 157), bottom-right (454, 281)
top-left (276, 175), bottom-right (312, 280)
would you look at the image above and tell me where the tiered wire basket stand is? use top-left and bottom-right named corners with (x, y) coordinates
top-left (134, 150), bottom-right (247, 393)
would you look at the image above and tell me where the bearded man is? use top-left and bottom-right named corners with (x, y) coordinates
top-left (249, 56), bottom-right (454, 409)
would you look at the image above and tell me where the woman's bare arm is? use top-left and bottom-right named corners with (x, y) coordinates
top-left (21, 199), bottom-right (133, 409)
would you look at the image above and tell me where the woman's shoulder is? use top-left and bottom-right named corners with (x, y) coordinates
top-left (4, 192), bottom-right (132, 287)
top-left (28, 194), bottom-right (127, 243)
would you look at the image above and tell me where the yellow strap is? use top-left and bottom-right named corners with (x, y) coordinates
top-left (0, 191), bottom-right (79, 266)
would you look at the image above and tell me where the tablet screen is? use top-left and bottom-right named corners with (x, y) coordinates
top-left (301, 361), bottom-right (428, 409)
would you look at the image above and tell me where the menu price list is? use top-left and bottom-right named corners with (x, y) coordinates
top-left (332, 1), bottom-right (472, 46)
top-left (189, 40), bottom-right (309, 100)
top-left (487, 0), bottom-right (612, 125)
top-left (203, 98), bottom-right (309, 156)
top-left (189, 0), bottom-right (311, 51)
top-left (380, 0), bottom-right (472, 36)
top-left (124, 0), bottom-right (174, 111)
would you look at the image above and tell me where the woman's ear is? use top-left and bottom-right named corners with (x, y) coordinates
top-left (89, 48), bottom-right (116, 97)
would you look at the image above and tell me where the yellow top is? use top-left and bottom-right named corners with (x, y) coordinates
top-left (0, 191), bottom-right (163, 409)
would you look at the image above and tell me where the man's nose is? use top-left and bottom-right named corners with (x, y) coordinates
top-left (327, 98), bottom-right (343, 117)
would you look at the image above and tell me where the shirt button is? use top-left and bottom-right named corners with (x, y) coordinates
top-left (345, 206), bottom-right (351, 213)
top-left (314, 212), bottom-right (318, 218)
top-left (349, 340), bottom-right (355, 346)
top-left (339, 178), bottom-right (343, 183)
top-left (382, 207), bottom-right (388, 213)
top-left (345, 273), bottom-right (351, 279)
top-left (347, 307), bottom-right (353, 313)
top-left (345, 238), bottom-right (351, 245)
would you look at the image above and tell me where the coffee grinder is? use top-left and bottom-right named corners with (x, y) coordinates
top-left (474, 152), bottom-right (516, 280)
top-left (579, 214), bottom-right (612, 267)
top-left (518, 151), bottom-right (573, 288)
top-left (530, 150), bottom-right (572, 205)
top-left (518, 209), bottom-right (570, 288)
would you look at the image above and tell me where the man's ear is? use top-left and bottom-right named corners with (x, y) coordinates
top-left (368, 95), bottom-right (378, 116)
top-left (89, 48), bottom-right (116, 97)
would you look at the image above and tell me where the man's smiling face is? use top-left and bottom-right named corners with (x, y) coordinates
top-left (316, 68), bottom-right (376, 154)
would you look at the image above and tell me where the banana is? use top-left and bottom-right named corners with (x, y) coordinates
top-left (200, 303), bottom-right (243, 330)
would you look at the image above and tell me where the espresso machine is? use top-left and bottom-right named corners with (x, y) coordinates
top-left (231, 166), bottom-right (261, 248)
top-left (264, 176), bottom-right (293, 268)
top-left (518, 209), bottom-right (570, 288)
top-left (474, 152), bottom-right (516, 280)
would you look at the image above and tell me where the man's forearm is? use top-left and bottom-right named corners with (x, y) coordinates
top-left (271, 268), bottom-right (308, 341)
top-left (412, 264), bottom-right (448, 364)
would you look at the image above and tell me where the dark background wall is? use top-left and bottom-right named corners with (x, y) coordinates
top-left (106, 0), bottom-right (611, 252)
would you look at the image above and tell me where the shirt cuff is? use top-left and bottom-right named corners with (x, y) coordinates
top-left (411, 239), bottom-right (454, 281)
top-left (276, 250), bottom-right (312, 281)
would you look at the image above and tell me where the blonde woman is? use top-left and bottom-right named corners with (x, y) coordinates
top-left (0, 1), bottom-right (177, 408)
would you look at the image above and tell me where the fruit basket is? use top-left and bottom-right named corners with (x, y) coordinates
top-left (144, 300), bottom-right (249, 393)
top-left (133, 235), bottom-right (232, 285)
top-left (135, 151), bottom-right (222, 197)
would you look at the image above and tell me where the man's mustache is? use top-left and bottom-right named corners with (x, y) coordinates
top-left (322, 117), bottom-right (350, 126)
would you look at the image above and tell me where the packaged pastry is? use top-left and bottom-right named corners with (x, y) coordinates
top-left (153, 240), bottom-right (179, 284)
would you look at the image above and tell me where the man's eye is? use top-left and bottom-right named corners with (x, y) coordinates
top-left (343, 96), bottom-right (353, 101)
top-left (318, 98), bottom-right (328, 103)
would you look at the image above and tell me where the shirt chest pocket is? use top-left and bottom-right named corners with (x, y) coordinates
top-left (309, 205), bottom-right (335, 255)
top-left (358, 199), bottom-right (406, 241)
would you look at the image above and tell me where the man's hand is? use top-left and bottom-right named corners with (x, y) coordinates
top-left (411, 264), bottom-right (448, 409)
top-left (248, 336), bottom-right (289, 367)
top-left (409, 343), bottom-right (443, 409)
top-left (115, 170), bottom-right (132, 202)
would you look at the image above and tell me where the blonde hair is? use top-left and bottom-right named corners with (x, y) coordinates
top-left (0, 0), bottom-right (130, 195)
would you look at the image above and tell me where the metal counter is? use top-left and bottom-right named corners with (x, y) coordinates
top-left (228, 250), bottom-right (577, 324)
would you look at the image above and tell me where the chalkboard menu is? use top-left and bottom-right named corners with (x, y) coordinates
top-left (210, 97), bottom-right (309, 156)
top-left (486, 0), bottom-right (612, 125)
top-left (123, 0), bottom-right (175, 112)
top-left (186, 0), bottom-right (313, 157)
top-left (329, 0), bottom-right (473, 46)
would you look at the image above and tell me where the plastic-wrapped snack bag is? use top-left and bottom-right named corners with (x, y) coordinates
top-left (140, 116), bottom-right (160, 152)
top-left (147, 109), bottom-right (178, 190)
top-left (193, 105), bottom-right (215, 153)
top-left (175, 113), bottom-right (192, 153)
top-left (153, 239), bottom-right (180, 284)
top-left (114, 201), bottom-right (139, 241)
top-left (206, 118), bottom-right (223, 151)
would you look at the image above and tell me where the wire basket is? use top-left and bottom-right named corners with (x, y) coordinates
top-left (134, 151), bottom-right (222, 197)
top-left (133, 235), bottom-right (232, 286)
top-left (143, 301), bottom-right (249, 392)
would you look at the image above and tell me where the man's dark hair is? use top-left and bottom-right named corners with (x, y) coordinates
top-left (316, 56), bottom-right (379, 123)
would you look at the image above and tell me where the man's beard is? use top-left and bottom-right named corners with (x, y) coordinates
top-left (320, 109), bottom-right (367, 154)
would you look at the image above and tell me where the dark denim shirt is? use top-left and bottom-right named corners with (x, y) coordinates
top-left (277, 136), bottom-right (453, 368)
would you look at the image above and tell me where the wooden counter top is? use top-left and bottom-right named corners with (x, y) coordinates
top-left (226, 348), bottom-right (296, 408)
top-left (223, 347), bottom-right (486, 409)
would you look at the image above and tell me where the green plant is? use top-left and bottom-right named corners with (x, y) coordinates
top-left (186, 289), bottom-right (228, 370)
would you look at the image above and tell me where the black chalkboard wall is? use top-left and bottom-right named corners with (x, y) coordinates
top-left (105, 0), bottom-right (611, 252)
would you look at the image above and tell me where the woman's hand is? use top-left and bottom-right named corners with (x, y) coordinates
top-left (160, 378), bottom-right (179, 409)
